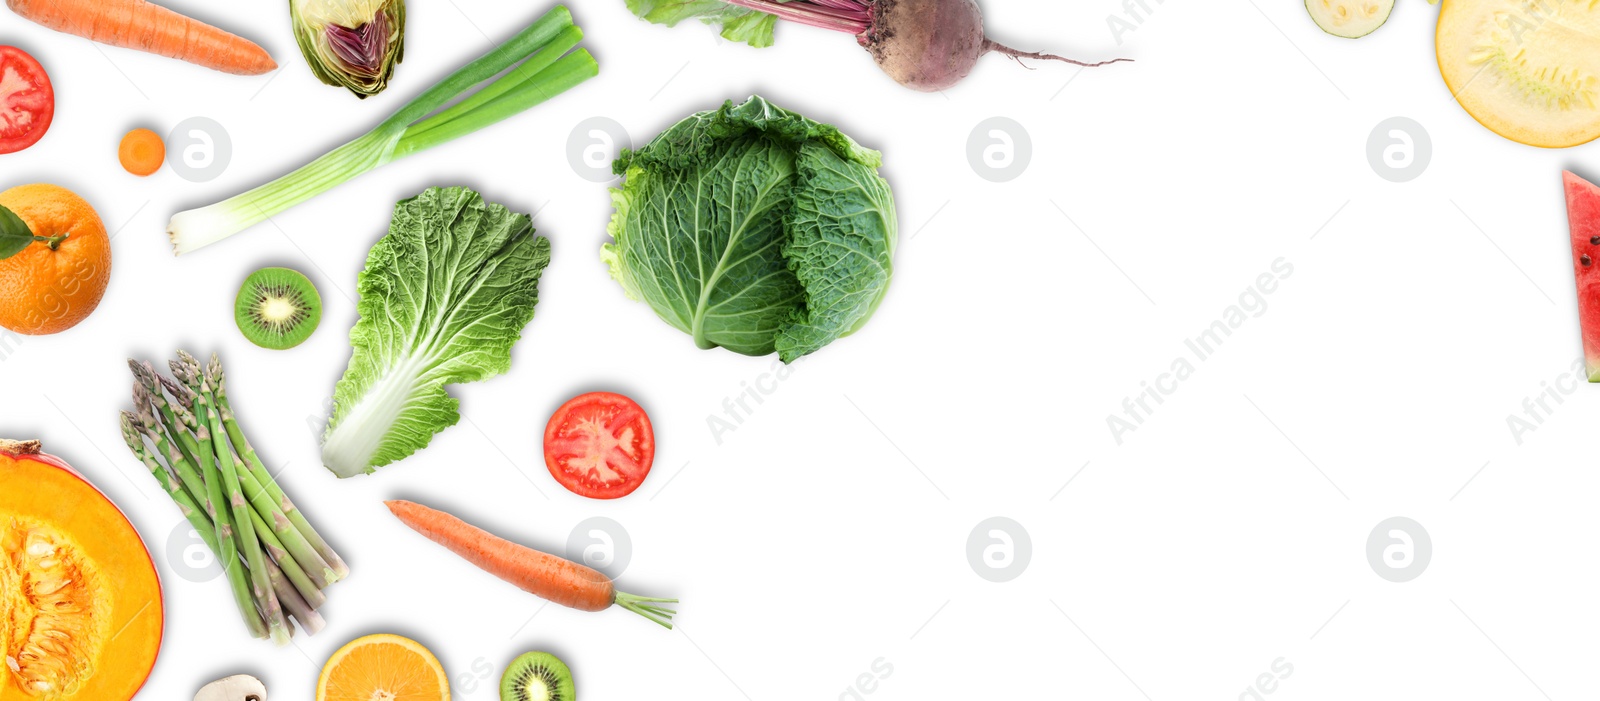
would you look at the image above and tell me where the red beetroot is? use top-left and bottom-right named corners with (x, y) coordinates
top-left (719, 0), bottom-right (1129, 92)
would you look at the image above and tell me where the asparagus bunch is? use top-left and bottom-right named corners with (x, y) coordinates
top-left (119, 351), bottom-right (347, 644)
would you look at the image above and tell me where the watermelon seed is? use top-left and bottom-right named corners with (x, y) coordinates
top-left (1584, 254), bottom-right (1593, 266)
top-left (1590, 236), bottom-right (1599, 245)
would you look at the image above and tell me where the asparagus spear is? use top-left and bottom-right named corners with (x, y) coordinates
top-left (136, 358), bottom-right (339, 587)
top-left (122, 413), bottom-right (325, 632)
top-left (247, 492), bottom-right (328, 610)
top-left (132, 360), bottom-right (206, 468)
top-left (131, 401), bottom-right (328, 609)
top-left (265, 553), bottom-right (325, 635)
top-left (129, 351), bottom-right (344, 640)
top-left (121, 412), bottom-right (187, 511)
top-left (214, 366), bottom-right (348, 579)
top-left (173, 352), bottom-right (267, 640)
top-left (173, 389), bottom-right (337, 587)
top-left (190, 352), bottom-right (289, 645)
top-left (232, 459), bottom-right (337, 588)
top-left (120, 413), bottom-right (267, 636)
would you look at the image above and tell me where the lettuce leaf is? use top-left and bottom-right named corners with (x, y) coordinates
top-left (601, 96), bottom-right (896, 362)
top-left (320, 187), bottom-right (550, 477)
top-left (623, 0), bottom-right (780, 47)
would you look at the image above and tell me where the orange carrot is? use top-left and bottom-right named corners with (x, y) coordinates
top-left (386, 500), bottom-right (678, 628)
top-left (6, 0), bottom-right (276, 75)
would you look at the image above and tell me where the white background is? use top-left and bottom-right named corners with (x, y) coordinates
top-left (2, 0), bottom-right (1596, 699)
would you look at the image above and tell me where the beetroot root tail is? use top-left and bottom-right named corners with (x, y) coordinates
top-left (983, 40), bottom-right (1132, 69)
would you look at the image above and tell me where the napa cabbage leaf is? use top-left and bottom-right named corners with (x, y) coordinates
top-left (601, 96), bottom-right (897, 362)
top-left (320, 186), bottom-right (550, 477)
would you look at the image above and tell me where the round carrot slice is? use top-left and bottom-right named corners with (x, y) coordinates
top-left (118, 128), bottom-right (165, 176)
top-left (544, 391), bottom-right (655, 499)
top-left (316, 633), bottom-right (449, 701)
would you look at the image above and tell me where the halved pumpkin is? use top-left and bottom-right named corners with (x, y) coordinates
top-left (1437, 0), bottom-right (1600, 148)
top-left (0, 439), bottom-right (161, 701)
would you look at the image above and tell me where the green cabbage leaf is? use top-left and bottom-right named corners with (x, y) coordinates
top-left (320, 187), bottom-right (550, 477)
top-left (601, 96), bottom-right (897, 362)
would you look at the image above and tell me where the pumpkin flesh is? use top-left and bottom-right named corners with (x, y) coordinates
top-left (0, 441), bottom-right (161, 701)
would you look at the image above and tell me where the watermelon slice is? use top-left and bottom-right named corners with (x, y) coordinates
top-left (1566, 171), bottom-right (1600, 381)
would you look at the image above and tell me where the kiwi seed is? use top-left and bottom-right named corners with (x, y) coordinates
top-left (500, 651), bottom-right (575, 701)
top-left (234, 267), bottom-right (322, 350)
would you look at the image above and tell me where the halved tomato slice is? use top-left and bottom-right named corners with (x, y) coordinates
top-left (543, 392), bottom-right (655, 499)
top-left (0, 46), bottom-right (55, 155)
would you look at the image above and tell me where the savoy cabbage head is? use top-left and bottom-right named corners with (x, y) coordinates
top-left (601, 96), bottom-right (897, 363)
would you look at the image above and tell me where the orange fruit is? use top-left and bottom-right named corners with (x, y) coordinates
top-left (0, 184), bottom-right (112, 335)
top-left (317, 633), bottom-right (450, 701)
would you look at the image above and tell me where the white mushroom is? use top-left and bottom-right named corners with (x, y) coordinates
top-left (194, 674), bottom-right (267, 701)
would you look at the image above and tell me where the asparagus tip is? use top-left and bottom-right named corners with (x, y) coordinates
top-left (118, 411), bottom-right (139, 441)
top-left (159, 374), bottom-right (195, 409)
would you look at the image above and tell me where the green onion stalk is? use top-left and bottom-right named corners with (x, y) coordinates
top-left (291, 0), bottom-right (407, 98)
top-left (168, 5), bottom-right (596, 255)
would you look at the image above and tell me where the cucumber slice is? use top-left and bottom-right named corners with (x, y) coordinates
top-left (1436, 0), bottom-right (1600, 148)
top-left (1306, 0), bottom-right (1395, 38)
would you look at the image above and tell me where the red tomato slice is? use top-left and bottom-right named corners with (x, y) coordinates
top-left (0, 47), bottom-right (54, 155)
top-left (544, 392), bottom-right (655, 499)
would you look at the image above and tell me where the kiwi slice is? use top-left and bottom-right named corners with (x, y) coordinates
top-left (501, 651), bottom-right (575, 701)
top-left (234, 267), bottom-right (322, 350)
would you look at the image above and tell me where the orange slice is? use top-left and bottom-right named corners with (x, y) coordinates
top-left (316, 633), bottom-right (450, 701)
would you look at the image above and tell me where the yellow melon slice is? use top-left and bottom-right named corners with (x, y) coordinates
top-left (1437, 0), bottom-right (1600, 148)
